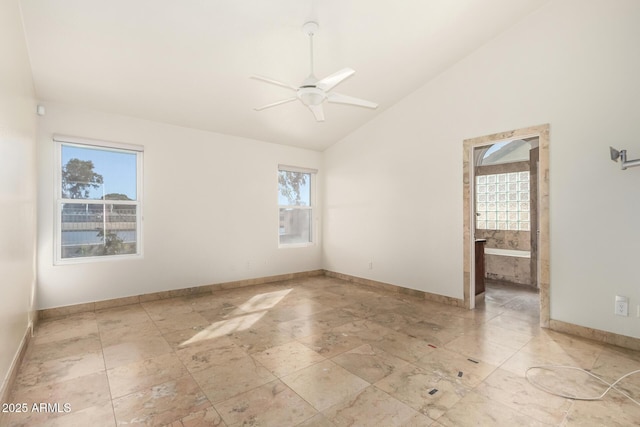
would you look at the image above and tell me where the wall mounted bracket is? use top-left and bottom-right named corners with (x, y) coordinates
top-left (610, 147), bottom-right (640, 170)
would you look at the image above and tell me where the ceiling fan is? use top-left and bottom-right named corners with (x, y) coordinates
top-left (251, 21), bottom-right (378, 122)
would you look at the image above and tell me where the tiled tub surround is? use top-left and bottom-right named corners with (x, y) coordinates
top-left (477, 230), bottom-right (533, 288)
top-left (4, 277), bottom-right (639, 426)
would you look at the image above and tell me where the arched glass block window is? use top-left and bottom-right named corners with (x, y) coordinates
top-left (475, 139), bottom-right (536, 231)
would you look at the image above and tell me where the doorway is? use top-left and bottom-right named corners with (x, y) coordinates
top-left (462, 124), bottom-right (550, 327)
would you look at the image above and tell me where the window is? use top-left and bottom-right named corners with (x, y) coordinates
top-left (278, 165), bottom-right (316, 246)
top-left (55, 135), bottom-right (143, 262)
top-left (476, 171), bottom-right (530, 231)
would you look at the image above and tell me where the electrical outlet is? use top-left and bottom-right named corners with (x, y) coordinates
top-left (615, 295), bottom-right (629, 317)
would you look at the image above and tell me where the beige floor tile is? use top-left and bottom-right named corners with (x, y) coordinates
top-left (10, 278), bottom-right (640, 426)
top-left (475, 368), bottom-right (573, 424)
top-left (436, 391), bottom-right (548, 427)
top-left (525, 364), bottom-right (622, 402)
top-left (107, 352), bottom-right (189, 399)
top-left (112, 375), bottom-right (210, 426)
top-left (485, 312), bottom-right (542, 336)
top-left (225, 323), bottom-right (295, 354)
top-left (371, 330), bottom-right (438, 364)
top-left (5, 402), bottom-right (117, 427)
top-left (141, 298), bottom-right (195, 320)
top-left (102, 336), bottom-right (173, 369)
top-left (295, 413), bottom-right (337, 427)
top-left (298, 329), bottom-right (364, 358)
top-left (308, 308), bottom-right (363, 329)
top-left (323, 385), bottom-right (421, 427)
top-left (24, 333), bottom-right (101, 364)
top-left (590, 346), bottom-right (640, 398)
top-left (402, 412), bottom-right (435, 426)
top-left (214, 380), bottom-right (317, 426)
top-left (99, 320), bottom-right (163, 346)
top-left (368, 311), bottom-right (415, 332)
top-left (444, 334), bottom-right (518, 366)
top-left (173, 311), bottom-right (272, 344)
top-left (162, 326), bottom-right (212, 350)
top-left (180, 292), bottom-right (238, 313)
top-left (276, 316), bottom-right (335, 339)
top-left (96, 304), bottom-right (151, 331)
top-left (517, 331), bottom-right (603, 370)
top-left (15, 350), bottom-right (105, 389)
top-left (341, 301), bottom-right (381, 319)
top-left (197, 303), bottom-right (246, 323)
top-left (251, 340), bottom-right (326, 377)
top-left (413, 347), bottom-right (497, 388)
top-left (331, 344), bottom-right (411, 383)
top-left (190, 355), bottom-right (275, 404)
top-left (309, 291), bottom-right (357, 308)
top-left (151, 310), bottom-right (211, 334)
top-left (6, 372), bottom-right (111, 426)
top-left (175, 336), bottom-right (246, 373)
top-left (331, 319), bottom-right (395, 343)
top-left (33, 313), bottom-right (99, 345)
top-left (375, 363), bottom-right (469, 421)
top-left (281, 360), bottom-right (370, 411)
top-left (394, 319), bottom-right (460, 348)
top-left (165, 406), bottom-right (227, 427)
top-left (463, 323), bottom-right (535, 350)
top-left (563, 394), bottom-right (640, 426)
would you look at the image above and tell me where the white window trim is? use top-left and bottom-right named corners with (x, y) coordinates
top-left (54, 135), bottom-right (144, 264)
top-left (278, 165), bottom-right (317, 248)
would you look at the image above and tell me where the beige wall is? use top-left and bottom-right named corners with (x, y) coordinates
top-left (0, 0), bottom-right (38, 395)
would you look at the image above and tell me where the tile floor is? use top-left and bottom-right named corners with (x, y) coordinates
top-left (3, 277), bottom-right (640, 426)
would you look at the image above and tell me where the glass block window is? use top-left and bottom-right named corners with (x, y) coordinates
top-left (476, 171), bottom-right (530, 231)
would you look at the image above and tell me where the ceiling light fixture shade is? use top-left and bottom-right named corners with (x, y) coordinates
top-left (251, 21), bottom-right (378, 122)
top-left (298, 87), bottom-right (325, 106)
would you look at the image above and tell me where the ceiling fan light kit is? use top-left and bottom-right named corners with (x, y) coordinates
top-left (252, 21), bottom-right (378, 122)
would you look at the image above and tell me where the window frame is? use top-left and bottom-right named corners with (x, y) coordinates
top-left (277, 164), bottom-right (317, 248)
top-left (54, 134), bottom-right (144, 264)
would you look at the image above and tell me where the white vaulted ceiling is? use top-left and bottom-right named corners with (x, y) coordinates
top-left (19, 0), bottom-right (548, 151)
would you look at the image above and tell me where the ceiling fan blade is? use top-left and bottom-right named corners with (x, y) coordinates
top-left (316, 68), bottom-right (355, 92)
top-left (250, 75), bottom-right (298, 91)
top-left (308, 104), bottom-right (325, 122)
top-left (254, 97), bottom-right (298, 111)
top-left (327, 92), bottom-right (378, 109)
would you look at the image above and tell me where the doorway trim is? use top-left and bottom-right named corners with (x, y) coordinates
top-left (462, 124), bottom-right (550, 327)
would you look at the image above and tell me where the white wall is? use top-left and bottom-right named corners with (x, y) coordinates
top-left (0, 0), bottom-right (38, 394)
top-left (323, 0), bottom-right (640, 338)
top-left (37, 104), bottom-right (322, 309)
